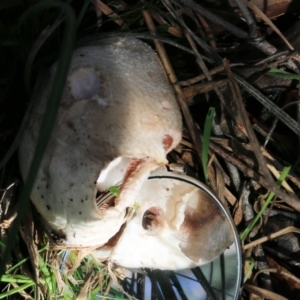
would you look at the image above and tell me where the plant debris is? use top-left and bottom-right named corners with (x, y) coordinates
top-left (1, 0), bottom-right (300, 299)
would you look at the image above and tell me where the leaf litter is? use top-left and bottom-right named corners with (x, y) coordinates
top-left (1, 0), bottom-right (300, 299)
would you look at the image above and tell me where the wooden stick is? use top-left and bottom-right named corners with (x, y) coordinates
top-left (244, 226), bottom-right (300, 250)
top-left (142, 10), bottom-right (203, 158)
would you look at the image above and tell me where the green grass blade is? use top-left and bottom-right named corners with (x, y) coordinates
top-left (6, 244), bottom-right (49, 274)
top-left (0, 282), bottom-right (35, 299)
top-left (240, 165), bottom-right (291, 241)
top-left (0, 274), bottom-right (34, 284)
top-left (76, 0), bottom-right (91, 29)
top-left (38, 255), bottom-right (54, 294)
top-left (202, 107), bottom-right (215, 183)
top-left (268, 68), bottom-right (300, 81)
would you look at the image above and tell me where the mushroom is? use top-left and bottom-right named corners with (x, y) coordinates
top-left (19, 38), bottom-right (182, 247)
top-left (19, 37), bottom-right (233, 270)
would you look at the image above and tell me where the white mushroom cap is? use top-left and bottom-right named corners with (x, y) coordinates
top-left (19, 38), bottom-right (182, 248)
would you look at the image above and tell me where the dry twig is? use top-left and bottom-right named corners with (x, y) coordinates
top-left (224, 60), bottom-right (300, 211)
top-left (244, 283), bottom-right (288, 300)
top-left (244, 226), bottom-right (300, 250)
top-left (142, 9), bottom-right (204, 160)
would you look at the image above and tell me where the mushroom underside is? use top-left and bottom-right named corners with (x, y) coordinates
top-left (94, 161), bottom-right (234, 270)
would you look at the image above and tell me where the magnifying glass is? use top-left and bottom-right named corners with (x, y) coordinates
top-left (103, 165), bottom-right (243, 300)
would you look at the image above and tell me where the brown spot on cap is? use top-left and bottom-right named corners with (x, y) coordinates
top-left (162, 134), bottom-right (173, 152)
